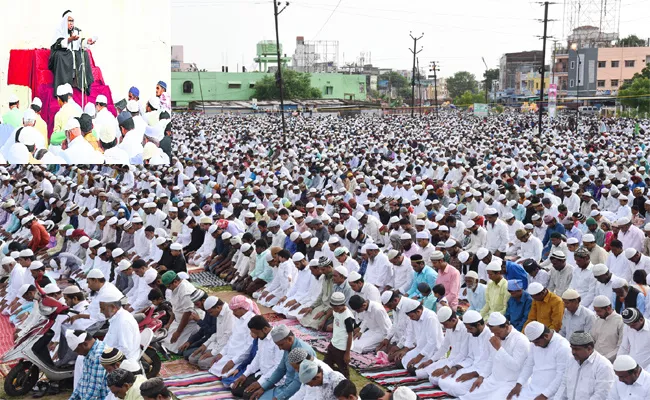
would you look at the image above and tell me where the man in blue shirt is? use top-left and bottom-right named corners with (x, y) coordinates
top-left (505, 279), bottom-right (532, 331)
top-left (542, 216), bottom-right (566, 258)
top-left (259, 324), bottom-right (315, 400)
top-left (406, 254), bottom-right (438, 298)
top-left (503, 260), bottom-right (530, 290)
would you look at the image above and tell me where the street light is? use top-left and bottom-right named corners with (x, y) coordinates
top-left (481, 57), bottom-right (489, 104)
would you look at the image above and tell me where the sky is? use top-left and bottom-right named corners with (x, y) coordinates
top-left (172, 0), bottom-right (650, 80)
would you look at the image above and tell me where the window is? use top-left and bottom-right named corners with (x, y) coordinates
top-left (624, 79), bottom-right (632, 85)
top-left (570, 61), bottom-right (575, 69)
top-left (625, 60), bottom-right (635, 67)
top-left (611, 60), bottom-right (619, 68)
top-left (597, 80), bottom-right (605, 87)
top-left (611, 79), bottom-right (619, 87)
top-left (228, 82), bottom-right (241, 89)
top-left (325, 86), bottom-right (333, 95)
top-left (182, 81), bottom-right (194, 94)
top-left (569, 79), bottom-right (575, 88)
top-left (249, 83), bottom-right (256, 89)
top-left (597, 61), bottom-right (606, 68)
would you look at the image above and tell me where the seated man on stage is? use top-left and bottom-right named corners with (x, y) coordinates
top-left (48, 10), bottom-right (96, 96)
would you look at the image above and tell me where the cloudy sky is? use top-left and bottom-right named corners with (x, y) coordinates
top-left (172, 0), bottom-right (650, 80)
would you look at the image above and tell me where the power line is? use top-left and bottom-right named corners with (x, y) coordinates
top-left (312, 0), bottom-right (344, 39)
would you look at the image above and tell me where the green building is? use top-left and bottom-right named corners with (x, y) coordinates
top-left (171, 71), bottom-right (368, 107)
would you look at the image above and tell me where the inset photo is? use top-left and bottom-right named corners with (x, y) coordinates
top-left (0, 0), bottom-right (172, 164)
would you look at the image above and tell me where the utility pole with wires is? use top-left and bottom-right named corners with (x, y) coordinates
top-left (536, 1), bottom-right (556, 136)
top-left (430, 61), bottom-right (440, 119)
top-left (273, 1), bottom-right (289, 139)
top-left (481, 57), bottom-right (489, 104)
top-left (417, 57), bottom-right (422, 114)
top-left (192, 63), bottom-right (205, 114)
top-left (409, 32), bottom-right (423, 117)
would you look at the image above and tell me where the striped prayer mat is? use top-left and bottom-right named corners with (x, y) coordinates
top-left (164, 371), bottom-right (235, 400)
top-left (159, 359), bottom-right (199, 378)
top-left (188, 271), bottom-right (228, 288)
top-left (0, 315), bottom-right (16, 377)
top-left (360, 368), bottom-right (455, 399)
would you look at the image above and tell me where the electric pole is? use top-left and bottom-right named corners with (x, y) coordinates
top-left (537, 1), bottom-right (555, 136)
top-left (481, 57), bottom-right (489, 104)
top-left (409, 32), bottom-right (423, 117)
top-left (274, 1), bottom-right (289, 139)
top-left (430, 61), bottom-right (440, 119)
top-left (417, 57), bottom-right (422, 114)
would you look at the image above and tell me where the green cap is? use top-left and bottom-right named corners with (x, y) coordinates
top-left (586, 217), bottom-right (597, 226)
top-left (161, 271), bottom-right (178, 285)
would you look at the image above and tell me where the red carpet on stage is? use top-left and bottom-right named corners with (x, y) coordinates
top-left (7, 48), bottom-right (117, 137)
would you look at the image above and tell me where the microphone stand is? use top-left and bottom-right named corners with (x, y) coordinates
top-left (80, 37), bottom-right (86, 109)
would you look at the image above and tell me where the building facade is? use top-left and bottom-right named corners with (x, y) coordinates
top-left (499, 51), bottom-right (544, 92)
top-left (172, 71), bottom-right (368, 107)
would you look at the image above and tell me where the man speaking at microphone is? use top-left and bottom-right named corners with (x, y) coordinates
top-left (48, 10), bottom-right (97, 96)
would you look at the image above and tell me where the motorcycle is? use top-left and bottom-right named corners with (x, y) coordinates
top-left (2, 294), bottom-right (168, 396)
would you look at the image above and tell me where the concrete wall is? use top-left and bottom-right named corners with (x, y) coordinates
top-left (0, 0), bottom-right (170, 115)
top-left (596, 47), bottom-right (650, 91)
top-left (568, 48), bottom-right (598, 96)
top-left (172, 71), bottom-right (368, 106)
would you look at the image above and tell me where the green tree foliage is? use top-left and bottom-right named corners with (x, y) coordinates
top-left (253, 69), bottom-right (322, 100)
top-left (618, 34), bottom-right (647, 47)
top-left (379, 71), bottom-right (409, 90)
top-left (618, 77), bottom-right (650, 113)
top-left (454, 90), bottom-right (485, 106)
top-left (619, 63), bottom-right (650, 91)
top-left (447, 71), bottom-right (479, 99)
top-left (483, 68), bottom-right (500, 91)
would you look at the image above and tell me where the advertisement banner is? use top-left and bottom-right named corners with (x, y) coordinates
top-left (548, 84), bottom-right (557, 118)
top-left (474, 103), bottom-right (488, 117)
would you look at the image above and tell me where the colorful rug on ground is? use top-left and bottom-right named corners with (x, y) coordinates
top-left (0, 315), bottom-right (16, 376)
top-left (164, 371), bottom-right (235, 399)
top-left (159, 359), bottom-right (199, 378)
top-left (361, 368), bottom-right (455, 399)
top-left (189, 271), bottom-right (228, 288)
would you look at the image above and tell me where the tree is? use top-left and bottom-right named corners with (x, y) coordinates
top-left (619, 63), bottom-right (650, 91)
top-left (618, 77), bottom-right (650, 113)
top-left (618, 34), bottom-right (647, 47)
top-left (378, 71), bottom-right (409, 99)
top-left (483, 68), bottom-right (500, 92)
top-left (253, 68), bottom-right (322, 100)
top-left (446, 71), bottom-right (479, 99)
top-left (454, 90), bottom-right (485, 106)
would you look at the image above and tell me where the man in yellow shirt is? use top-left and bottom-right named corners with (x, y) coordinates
top-left (480, 260), bottom-right (510, 319)
top-left (524, 282), bottom-right (565, 331)
top-left (30, 98), bottom-right (48, 146)
top-left (53, 84), bottom-right (81, 133)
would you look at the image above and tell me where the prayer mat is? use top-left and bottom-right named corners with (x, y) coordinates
top-left (159, 359), bottom-right (199, 378)
top-left (187, 264), bottom-right (204, 275)
top-left (164, 371), bottom-right (235, 399)
top-left (189, 271), bottom-right (228, 288)
top-left (360, 368), bottom-right (455, 399)
top-left (269, 318), bottom-right (331, 343)
top-left (0, 315), bottom-right (17, 377)
top-left (308, 338), bottom-right (387, 370)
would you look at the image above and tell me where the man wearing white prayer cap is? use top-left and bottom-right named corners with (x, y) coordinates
top-left (437, 310), bottom-right (493, 397)
top-left (506, 321), bottom-right (572, 400)
top-left (347, 294), bottom-right (391, 354)
top-left (610, 355), bottom-right (650, 399)
top-left (456, 312), bottom-right (530, 400)
top-left (398, 297), bottom-right (444, 372)
top-left (61, 116), bottom-right (105, 164)
top-left (66, 328), bottom-right (108, 399)
top-left (591, 294), bottom-right (624, 362)
top-left (297, 358), bottom-right (346, 397)
top-left (99, 284), bottom-right (141, 364)
top-left (258, 249), bottom-right (297, 307)
top-left (554, 331), bottom-right (615, 399)
top-left (559, 288), bottom-right (596, 339)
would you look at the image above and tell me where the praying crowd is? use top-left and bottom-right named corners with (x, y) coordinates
top-left (0, 82), bottom-right (172, 164)
top-left (0, 110), bottom-right (648, 399)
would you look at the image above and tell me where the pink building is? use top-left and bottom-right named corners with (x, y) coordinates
top-left (595, 47), bottom-right (650, 94)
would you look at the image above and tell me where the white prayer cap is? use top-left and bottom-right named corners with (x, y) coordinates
top-left (486, 261), bottom-right (502, 272)
top-left (463, 310), bottom-right (482, 324)
top-left (170, 243), bottom-right (182, 251)
top-left (112, 248), bottom-right (125, 258)
top-left (240, 243), bottom-right (252, 253)
top-left (62, 285), bottom-right (82, 295)
top-left (592, 264), bottom-right (608, 277)
top-left (119, 359), bottom-right (141, 373)
top-left (624, 248), bottom-right (638, 259)
top-left (23, 108), bottom-right (36, 122)
top-left (31, 97), bottom-right (42, 108)
top-left (593, 295), bottom-right (612, 308)
top-left (148, 96), bottom-right (161, 110)
top-left (117, 260), bottom-right (132, 272)
top-left (616, 217), bottom-right (631, 226)
top-left (97, 247), bottom-right (107, 256)
top-left (127, 100), bottom-right (139, 113)
top-left (566, 237), bottom-right (579, 245)
top-left (204, 296), bottom-right (220, 310)
top-left (524, 321), bottom-right (545, 341)
top-left (65, 329), bottom-right (87, 351)
top-left (392, 386), bottom-right (417, 400)
top-left (582, 233), bottom-right (595, 243)
top-left (78, 236), bottom-right (90, 245)
top-left (465, 270), bottom-right (479, 280)
top-left (1, 257), bottom-right (14, 265)
top-left (89, 239), bottom-right (101, 248)
top-left (465, 220), bottom-right (475, 229)
top-left (99, 124), bottom-right (116, 143)
top-left (365, 243), bottom-right (379, 251)
top-left (292, 252), bottom-right (305, 262)
top-left (309, 237), bottom-right (319, 248)
top-left (487, 312), bottom-right (507, 326)
top-left (144, 268), bottom-right (158, 284)
top-left (83, 102), bottom-right (96, 117)
top-left (400, 232), bottom-right (412, 241)
top-left (612, 277), bottom-right (628, 290)
top-left (476, 248), bottom-right (489, 259)
top-left (402, 298), bottom-right (421, 313)
top-left (386, 249), bottom-right (400, 260)
top-left (562, 289), bottom-right (580, 300)
top-left (380, 290), bottom-right (394, 305)
top-left (289, 232), bottom-right (300, 241)
top-left (7, 93), bottom-right (18, 103)
top-left (437, 306), bottom-right (453, 323)
top-left (96, 95), bottom-right (108, 104)
top-left (28, 261), bottom-right (44, 270)
top-left (155, 237), bottom-right (167, 246)
top-left (207, 225), bottom-right (219, 234)
top-left (613, 355), bottom-right (637, 372)
top-left (334, 265), bottom-right (348, 277)
top-left (87, 269), bottom-right (105, 279)
top-left (56, 85), bottom-right (70, 96)
top-left (300, 231), bottom-right (311, 239)
top-left (528, 282), bottom-right (544, 295)
top-left (65, 117), bottom-right (80, 131)
top-left (17, 283), bottom-right (32, 298)
top-left (98, 286), bottom-right (124, 303)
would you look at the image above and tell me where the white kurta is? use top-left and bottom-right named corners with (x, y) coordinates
top-left (164, 279), bottom-right (201, 353)
top-left (353, 300), bottom-right (392, 353)
top-left (401, 308), bottom-right (444, 368)
top-left (514, 333), bottom-right (572, 399)
top-left (104, 308), bottom-right (141, 362)
top-left (208, 310), bottom-right (255, 377)
top-left (391, 256), bottom-right (414, 295)
top-left (241, 331), bottom-right (284, 387)
top-left (555, 350), bottom-right (615, 400)
top-left (204, 304), bottom-right (235, 355)
top-left (415, 320), bottom-right (470, 385)
top-left (272, 267), bottom-right (313, 315)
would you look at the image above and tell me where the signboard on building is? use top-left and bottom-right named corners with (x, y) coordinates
top-left (548, 83), bottom-right (557, 118)
top-left (171, 61), bottom-right (180, 70)
top-left (474, 103), bottom-right (488, 117)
